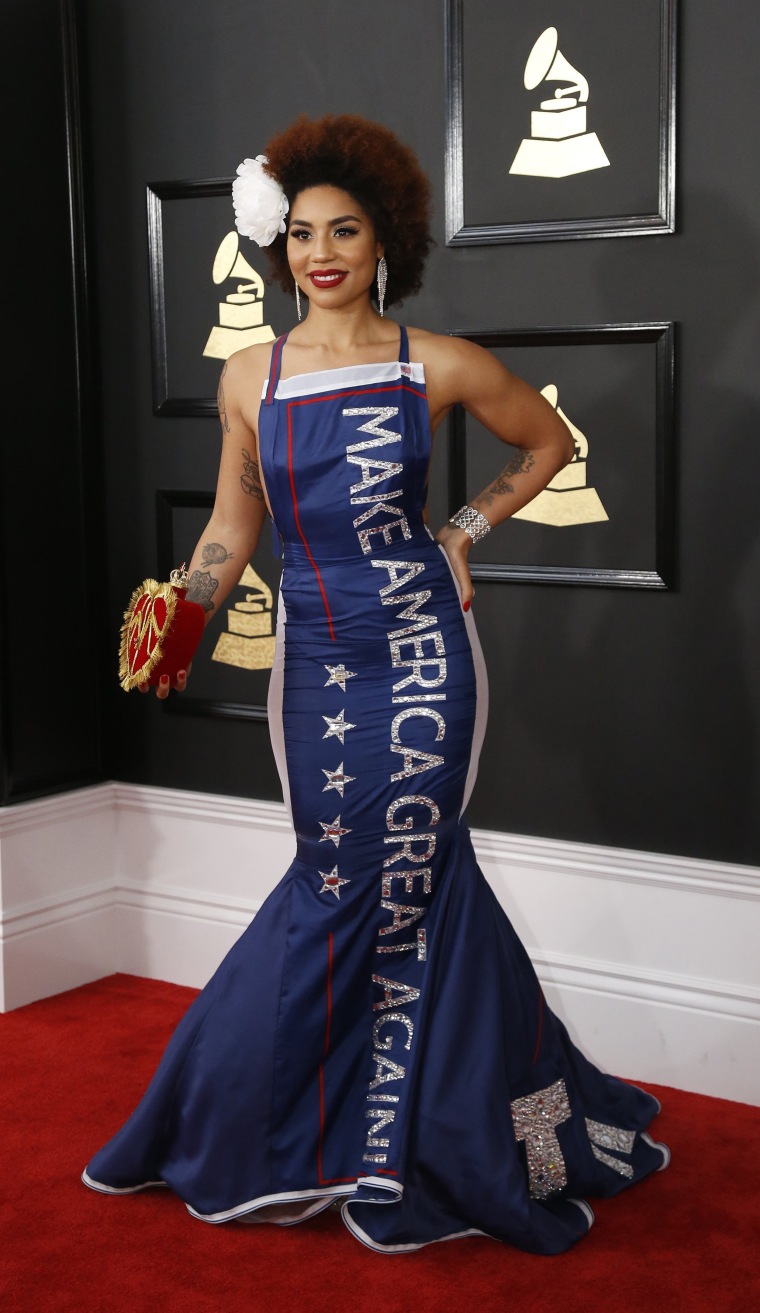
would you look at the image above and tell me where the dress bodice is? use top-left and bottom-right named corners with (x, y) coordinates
top-left (257, 326), bottom-right (432, 565)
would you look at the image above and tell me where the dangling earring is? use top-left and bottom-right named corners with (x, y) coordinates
top-left (376, 256), bottom-right (388, 317)
top-left (294, 280), bottom-right (302, 321)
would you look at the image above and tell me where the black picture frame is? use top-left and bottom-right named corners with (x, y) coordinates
top-left (447, 324), bottom-right (675, 588)
top-left (156, 490), bottom-right (282, 720)
top-left (445, 0), bottom-right (677, 245)
top-left (146, 179), bottom-right (292, 417)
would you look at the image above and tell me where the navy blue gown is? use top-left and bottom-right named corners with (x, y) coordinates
top-left (83, 327), bottom-right (668, 1253)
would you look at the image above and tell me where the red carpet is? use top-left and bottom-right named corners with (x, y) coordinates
top-left (1, 973), bottom-right (758, 1313)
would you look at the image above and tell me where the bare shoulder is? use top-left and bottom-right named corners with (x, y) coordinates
top-left (406, 325), bottom-right (458, 365)
top-left (222, 341), bottom-right (272, 392)
top-left (220, 341), bottom-right (275, 430)
top-left (406, 326), bottom-right (511, 412)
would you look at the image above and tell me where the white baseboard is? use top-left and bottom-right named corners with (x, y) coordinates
top-left (1, 782), bottom-right (758, 1104)
top-left (0, 785), bottom-right (118, 1012)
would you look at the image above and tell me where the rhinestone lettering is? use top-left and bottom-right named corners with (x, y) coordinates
top-left (511, 1079), bottom-right (572, 1199)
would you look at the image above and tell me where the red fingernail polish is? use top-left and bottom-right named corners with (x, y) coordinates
top-left (463, 600), bottom-right (470, 612)
top-left (161, 675), bottom-right (169, 684)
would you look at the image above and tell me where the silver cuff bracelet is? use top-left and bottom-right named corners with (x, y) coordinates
top-left (448, 504), bottom-right (491, 544)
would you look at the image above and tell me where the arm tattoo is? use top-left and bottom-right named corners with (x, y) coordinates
top-left (504, 448), bottom-right (536, 478)
top-left (201, 542), bottom-right (234, 569)
top-left (186, 569), bottom-right (218, 613)
top-left (477, 449), bottom-right (536, 507)
top-left (240, 447), bottom-right (265, 500)
top-left (217, 362), bottom-right (230, 434)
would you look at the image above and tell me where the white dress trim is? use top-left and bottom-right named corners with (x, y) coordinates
top-left (341, 1205), bottom-right (488, 1254)
top-left (81, 1168), bottom-right (167, 1194)
top-left (641, 1132), bottom-right (672, 1169)
top-left (182, 1176), bottom-right (400, 1225)
top-left (185, 1184), bottom-right (355, 1224)
top-left (567, 1197), bottom-right (596, 1228)
top-left (266, 589), bottom-right (291, 820)
top-left (341, 1193), bottom-right (594, 1254)
top-left (261, 360), bottom-right (426, 400)
top-left (83, 1163), bottom-right (596, 1249)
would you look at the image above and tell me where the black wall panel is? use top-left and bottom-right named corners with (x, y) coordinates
top-left (77, 0), bottom-right (760, 864)
top-left (0, 0), bottom-right (104, 802)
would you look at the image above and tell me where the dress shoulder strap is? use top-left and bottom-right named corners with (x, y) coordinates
top-left (264, 333), bottom-right (289, 406)
top-left (398, 324), bottom-right (410, 365)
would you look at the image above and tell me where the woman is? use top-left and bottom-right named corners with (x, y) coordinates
top-left (83, 114), bottom-right (668, 1253)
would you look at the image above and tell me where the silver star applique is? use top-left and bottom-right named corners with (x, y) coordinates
top-left (322, 709), bottom-right (356, 743)
top-left (319, 816), bottom-right (351, 847)
top-left (322, 762), bottom-right (356, 797)
top-left (318, 866), bottom-right (350, 899)
top-left (324, 664), bottom-right (357, 692)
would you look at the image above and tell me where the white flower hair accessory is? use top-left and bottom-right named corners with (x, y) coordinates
top-left (232, 155), bottom-right (289, 247)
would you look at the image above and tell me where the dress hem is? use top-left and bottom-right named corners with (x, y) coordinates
top-left (81, 1166), bottom-right (603, 1253)
top-left (82, 1167), bottom-right (404, 1225)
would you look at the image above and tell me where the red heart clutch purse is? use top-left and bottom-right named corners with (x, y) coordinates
top-left (119, 566), bottom-right (205, 691)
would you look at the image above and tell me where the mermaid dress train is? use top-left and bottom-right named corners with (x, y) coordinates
top-left (83, 328), bottom-right (668, 1254)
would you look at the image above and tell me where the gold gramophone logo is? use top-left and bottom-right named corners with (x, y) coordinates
top-left (203, 232), bottom-right (275, 359)
top-left (510, 27), bottom-right (610, 178)
top-left (512, 385), bottom-right (608, 526)
top-left (212, 564), bottom-right (276, 670)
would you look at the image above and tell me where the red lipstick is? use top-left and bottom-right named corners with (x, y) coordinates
top-left (308, 270), bottom-right (348, 288)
